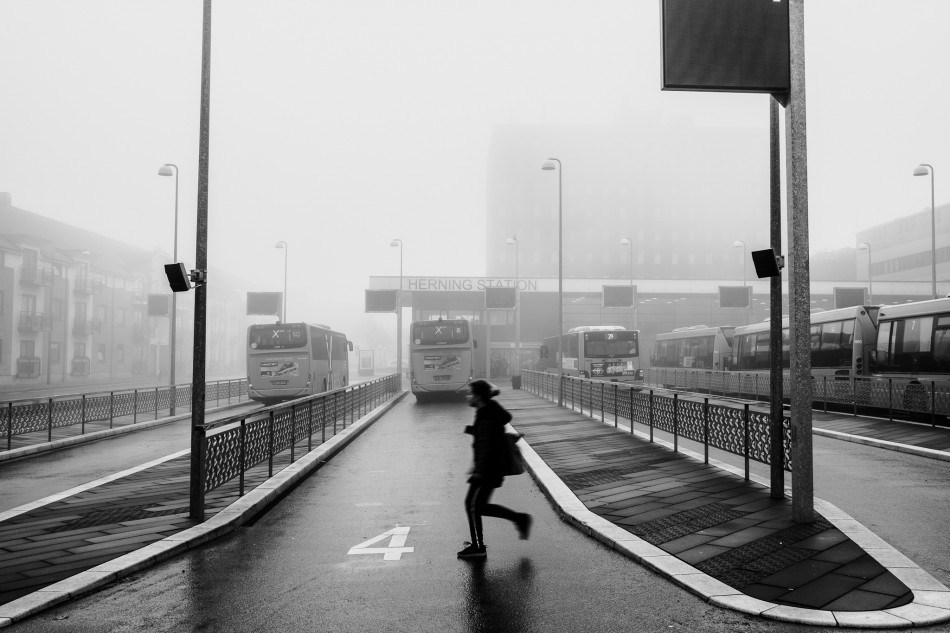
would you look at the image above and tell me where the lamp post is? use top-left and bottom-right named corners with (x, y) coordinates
top-left (275, 241), bottom-right (288, 322)
top-left (619, 237), bottom-right (635, 330)
top-left (390, 239), bottom-right (403, 383)
top-left (913, 164), bottom-right (937, 299)
top-left (158, 163), bottom-right (179, 414)
top-left (857, 243), bottom-right (873, 304)
top-left (733, 240), bottom-right (750, 323)
top-left (506, 235), bottom-right (520, 378)
top-left (542, 158), bottom-right (563, 406)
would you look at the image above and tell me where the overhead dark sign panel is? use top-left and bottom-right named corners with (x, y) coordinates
top-left (719, 285), bottom-right (751, 309)
top-left (365, 289), bottom-right (399, 313)
top-left (247, 292), bottom-right (282, 316)
top-left (661, 0), bottom-right (790, 93)
top-left (485, 287), bottom-right (517, 310)
top-left (603, 285), bottom-right (635, 308)
top-left (834, 287), bottom-right (867, 310)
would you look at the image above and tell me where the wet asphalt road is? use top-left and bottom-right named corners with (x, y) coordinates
top-left (5, 396), bottom-right (865, 633)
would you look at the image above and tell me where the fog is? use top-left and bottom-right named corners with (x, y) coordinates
top-left (1, 0), bottom-right (948, 353)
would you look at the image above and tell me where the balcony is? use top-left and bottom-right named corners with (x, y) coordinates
top-left (74, 278), bottom-right (103, 295)
top-left (18, 311), bottom-right (52, 333)
top-left (73, 318), bottom-right (103, 337)
top-left (71, 357), bottom-right (91, 376)
top-left (16, 357), bottom-right (42, 378)
top-left (20, 266), bottom-right (53, 287)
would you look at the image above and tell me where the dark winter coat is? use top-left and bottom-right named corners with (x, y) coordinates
top-left (464, 399), bottom-right (513, 488)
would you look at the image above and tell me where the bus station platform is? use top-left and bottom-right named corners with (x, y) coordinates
top-left (2, 387), bottom-right (950, 628)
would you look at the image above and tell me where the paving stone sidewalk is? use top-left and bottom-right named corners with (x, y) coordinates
top-left (499, 389), bottom-right (950, 626)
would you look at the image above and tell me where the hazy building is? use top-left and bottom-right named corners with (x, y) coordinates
top-left (0, 193), bottom-right (249, 388)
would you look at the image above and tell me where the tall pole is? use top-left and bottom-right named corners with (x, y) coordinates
top-left (508, 235), bottom-right (520, 377)
top-left (275, 241), bottom-right (288, 322)
top-left (915, 164), bottom-right (936, 299)
top-left (159, 163), bottom-right (179, 414)
top-left (786, 0), bottom-right (814, 524)
top-left (769, 96), bottom-right (784, 499)
top-left (189, 0), bottom-right (212, 521)
top-left (859, 243), bottom-right (873, 304)
top-left (391, 239), bottom-right (403, 385)
top-left (543, 158), bottom-right (563, 406)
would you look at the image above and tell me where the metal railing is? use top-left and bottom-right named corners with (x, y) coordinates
top-left (645, 367), bottom-right (950, 426)
top-left (191, 374), bottom-right (401, 519)
top-left (522, 370), bottom-right (792, 479)
top-left (1, 378), bottom-right (250, 451)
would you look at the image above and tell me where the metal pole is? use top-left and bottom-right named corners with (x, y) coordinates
top-left (769, 95), bottom-right (785, 499)
top-left (786, 0), bottom-right (815, 523)
top-left (514, 237), bottom-right (520, 378)
top-left (283, 243), bottom-right (288, 321)
top-left (189, 0), bottom-right (212, 522)
top-left (171, 165), bottom-right (179, 415)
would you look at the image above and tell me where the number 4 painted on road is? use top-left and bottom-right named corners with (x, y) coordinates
top-left (348, 526), bottom-right (414, 561)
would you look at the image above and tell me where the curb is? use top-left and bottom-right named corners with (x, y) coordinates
top-left (812, 427), bottom-right (950, 463)
top-left (511, 413), bottom-right (950, 629)
top-left (0, 401), bottom-right (254, 464)
top-left (0, 391), bottom-right (407, 628)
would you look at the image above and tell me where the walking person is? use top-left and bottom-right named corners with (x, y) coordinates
top-left (458, 379), bottom-right (532, 559)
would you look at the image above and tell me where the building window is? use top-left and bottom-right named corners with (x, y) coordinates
top-left (96, 305), bottom-right (107, 324)
top-left (51, 342), bottom-right (61, 364)
top-left (96, 344), bottom-right (106, 363)
top-left (116, 344), bottom-right (125, 363)
top-left (20, 339), bottom-right (35, 357)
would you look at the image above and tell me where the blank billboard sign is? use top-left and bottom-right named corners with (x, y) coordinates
top-left (661, 0), bottom-right (789, 93)
top-left (719, 285), bottom-right (751, 308)
top-left (603, 285), bottom-right (635, 308)
top-left (485, 287), bottom-right (517, 310)
top-left (147, 294), bottom-right (170, 317)
top-left (247, 292), bottom-right (282, 316)
top-left (834, 287), bottom-right (867, 309)
top-left (365, 289), bottom-right (398, 313)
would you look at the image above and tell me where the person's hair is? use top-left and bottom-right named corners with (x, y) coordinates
top-left (468, 379), bottom-right (500, 399)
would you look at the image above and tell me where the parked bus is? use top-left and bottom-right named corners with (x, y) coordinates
top-left (409, 318), bottom-right (476, 402)
top-left (653, 325), bottom-right (736, 371)
top-left (247, 322), bottom-right (352, 405)
top-left (733, 305), bottom-right (879, 379)
top-left (540, 326), bottom-right (642, 382)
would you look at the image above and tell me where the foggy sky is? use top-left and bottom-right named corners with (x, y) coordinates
top-left (1, 1), bottom-right (948, 344)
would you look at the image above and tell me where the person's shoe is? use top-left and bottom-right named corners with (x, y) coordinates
top-left (457, 542), bottom-right (487, 559)
top-left (517, 513), bottom-right (532, 540)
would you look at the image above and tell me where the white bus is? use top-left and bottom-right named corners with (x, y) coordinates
top-left (247, 322), bottom-right (352, 405)
top-left (409, 318), bottom-right (476, 402)
top-left (540, 326), bottom-right (642, 382)
top-left (653, 325), bottom-right (736, 371)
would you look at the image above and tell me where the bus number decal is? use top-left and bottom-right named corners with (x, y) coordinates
top-left (348, 526), bottom-right (414, 561)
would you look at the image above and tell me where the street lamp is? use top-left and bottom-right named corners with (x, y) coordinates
top-left (733, 240), bottom-right (750, 323)
top-left (857, 243), bottom-right (873, 304)
top-left (158, 163), bottom-right (179, 413)
top-left (913, 163), bottom-right (937, 299)
top-left (390, 239), bottom-right (403, 383)
top-left (275, 241), bottom-right (288, 322)
top-left (506, 235), bottom-right (520, 378)
top-left (619, 237), bottom-right (635, 330)
top-left (542, 158), bottom-right (563, 406)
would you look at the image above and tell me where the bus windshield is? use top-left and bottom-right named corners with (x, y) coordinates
top-left (249, 324), bottom-right (308, 350)
top-left (585, 331), bottom-right (638, 358)
top-left (412, 322), bottom-right (470, 345)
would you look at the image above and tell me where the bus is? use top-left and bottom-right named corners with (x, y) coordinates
top-left (653, 325), bottom-right (736, 371)
top-left (732, 306), bottom-right (879, 379)
top-left (247, 322), bottom-right (352, 405)
top-left (540, 326), bottom-right (642, 382)
top-left (409, 318), bottom-right (476, 402)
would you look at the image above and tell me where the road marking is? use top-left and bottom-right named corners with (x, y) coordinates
top-left (347, 526), bottom-right (414, 561)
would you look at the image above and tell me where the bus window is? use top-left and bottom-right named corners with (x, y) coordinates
top-left (311, 332), bottom-right (330, 360)
top-left (873, 321), bottom-right (893, 371)
top-left (894, 317), bottom-right (933, 373)
top-left (331, 334), bottom-right (348, 360)
top-left (934, 317), bottom-right (950, 372)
